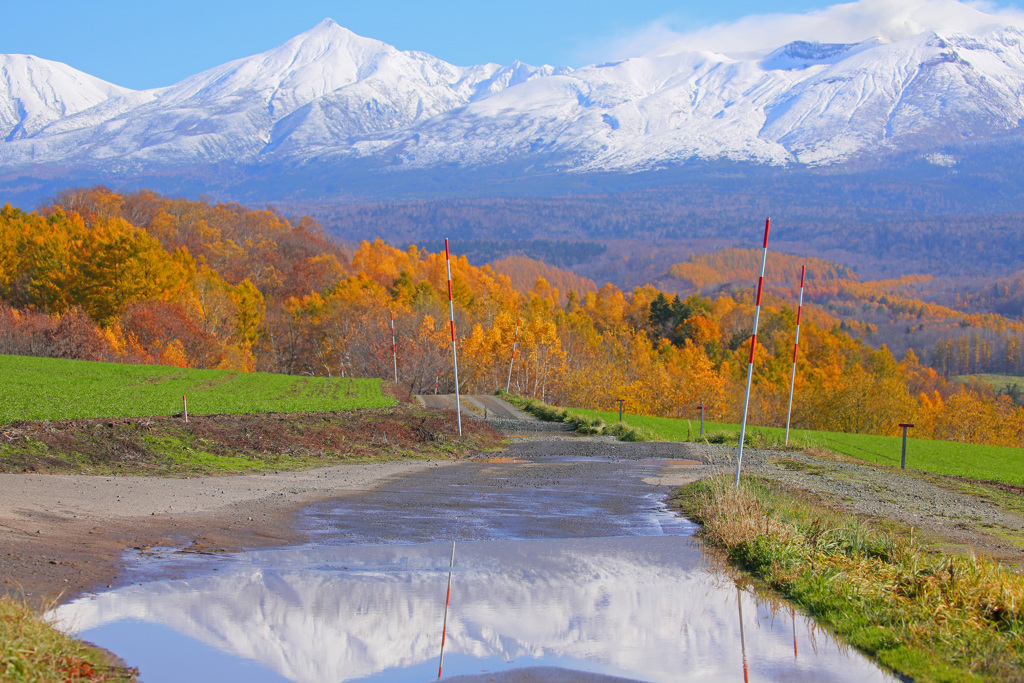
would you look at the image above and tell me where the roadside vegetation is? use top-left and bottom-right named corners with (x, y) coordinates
top-left (566, 407), bottom-right (1024, 486)
top-left (0, 355), bottom-right (392, 424)
top-left (0, 404), bottom-right (501, 476)
top-left (499, 392), bottom-right (657, 442)
top-left (0, 595), bottom-right (135, 681)
top-left (675, 476), bottom-right (1024, 682)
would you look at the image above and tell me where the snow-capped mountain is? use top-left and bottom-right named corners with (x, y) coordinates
top-left (0, 20), bottom-right (563, 170)
top-left (3, 15), bottom-right (1024, 182)
top-left (0, 55), bottom-right (133, 141)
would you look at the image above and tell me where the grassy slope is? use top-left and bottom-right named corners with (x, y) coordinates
top-left (0, 356), bottom-right (505, 476)
top-left (676, 477), bottom-right (1024, 682)
top-left (0, 355), bottom-right (393, 423)
top-left (571, 407), bottom-right (1024, 486)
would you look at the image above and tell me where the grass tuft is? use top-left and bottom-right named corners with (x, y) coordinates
top-left (0, 595), bottom-right (135, 681)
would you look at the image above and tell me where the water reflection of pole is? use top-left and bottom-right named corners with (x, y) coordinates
top-left (737, 586), bottom-right (749, 683)
top-left (438, 541), bottom-right (456, 679)
top-left (792, 605), bottom-right (798, 660)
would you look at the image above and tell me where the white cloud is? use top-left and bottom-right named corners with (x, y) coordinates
top-left (593, 0), bottom-right (1024, 61)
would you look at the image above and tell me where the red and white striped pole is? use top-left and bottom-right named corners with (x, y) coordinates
top-left (784, 265), bottom-right (806, 446)
top-left (734, 218), bottom-right (771, 487)
top-left (390, 309), bottom-right (398, 384)
top-left (182, 395), bottom-right (188, 423)
top-left (437, 541), bottom-right (456, 679)
top-left (445, 239), bottom-right (463, 436)
top-left (505, 322), bottom-right (520, 393)
top-left (434, 371), bottom-right (439, 395)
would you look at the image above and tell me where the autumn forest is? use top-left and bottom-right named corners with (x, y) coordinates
top-left (2, 187), bottom-right (1023, 449)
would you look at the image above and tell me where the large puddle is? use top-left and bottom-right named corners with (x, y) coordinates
top-left (51, 457), bottom-right (896, 682)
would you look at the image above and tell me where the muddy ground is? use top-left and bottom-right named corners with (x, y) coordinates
top-left (2, 400), bottom-right (1022, 612)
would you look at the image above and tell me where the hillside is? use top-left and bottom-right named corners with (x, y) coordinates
top-left (294, 181), bottom-right (1024, 282)
top-left (1, 187), bottom-right (1022, 452)
top-left (488, 255), bottom-right (597, 303)
top-left (668, 249), bottom-right (854, 290)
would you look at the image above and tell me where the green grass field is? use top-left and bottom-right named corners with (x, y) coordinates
top-left (571, 407), bottom-right (1024, 486)
top-left (956, 373), bottom-right (1024, 390)
top-left (0, 355), bottom-right (393, 423)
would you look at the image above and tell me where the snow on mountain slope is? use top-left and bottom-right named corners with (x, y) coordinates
top-left (0, 19), bottom-right (558, 167)
top-left (365, 24), bottom-right (1024, 170)
top-left (3, 16), bottom-right (1024, 174)
top-left (760, 28), bottom-right (1024, 163)
top-left (0, 55), bottom-right (132, 141)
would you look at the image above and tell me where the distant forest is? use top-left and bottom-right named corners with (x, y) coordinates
top-left (295, 190), bottom-right (1024, 284)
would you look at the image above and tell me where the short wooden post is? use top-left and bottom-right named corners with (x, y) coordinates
top-left (617, 398), bottom-right (625, 423)
top-left (898, 423), bottom-right (914, 469)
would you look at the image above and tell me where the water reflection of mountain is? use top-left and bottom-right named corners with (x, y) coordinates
top-left (53, 537), bottom-right (890, 683)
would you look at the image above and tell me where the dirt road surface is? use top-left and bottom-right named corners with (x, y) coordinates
top-left (2, 395), bottom-right (1022, 611)
top-left (0, 460), bottom-right (450, 605)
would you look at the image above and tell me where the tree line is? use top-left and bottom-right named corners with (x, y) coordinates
top-left (0, 187), bottom-right (1021, 449)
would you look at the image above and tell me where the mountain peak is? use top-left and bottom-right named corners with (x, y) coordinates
top-left (287, 18), bottom-right (387, 51)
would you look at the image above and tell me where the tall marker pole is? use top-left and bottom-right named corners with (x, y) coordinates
top-left (784, 265), bottom-right (806, 445)
top-left (390, 309), bottom-right (398, 384)
top-left (445, 239), bottom-right (463, 437)
top-left (505, 322), bottom-right (520, 393)
top-left (734, 218), bottom-right (771, 488)
top-left (438, 541), bottom-right (456, 679)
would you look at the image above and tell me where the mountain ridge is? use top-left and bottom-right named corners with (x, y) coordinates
top-left (3, 14), bottom-right (1024, 203)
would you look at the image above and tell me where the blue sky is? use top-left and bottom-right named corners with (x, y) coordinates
top-left (3, 0), bottom-right (1024, 89)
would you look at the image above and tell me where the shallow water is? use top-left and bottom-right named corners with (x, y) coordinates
top-left (52, 458), bottom-right (896, 682)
